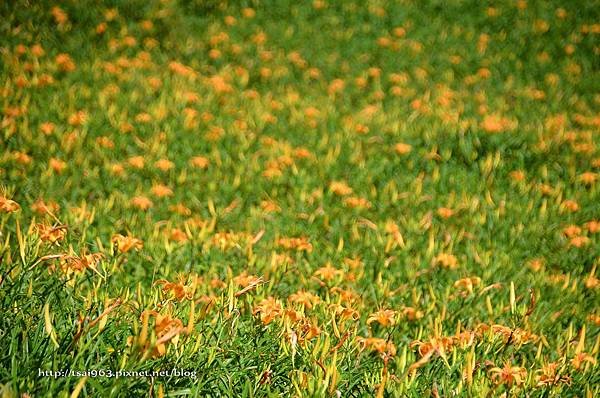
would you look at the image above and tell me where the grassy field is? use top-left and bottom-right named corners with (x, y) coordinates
top-left (1, 0), bottom-right (599, 396)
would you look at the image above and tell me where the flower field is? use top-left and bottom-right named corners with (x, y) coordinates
top-left (1, 0), bottom-right (599, 396)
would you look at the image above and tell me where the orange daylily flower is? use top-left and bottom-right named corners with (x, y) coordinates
top-left (578, 172), bottom-right (597, 185)
top-left (367, 309), bottom-right (396, 327)
top-left (31, 199), bottom-right (60, 215)
top-left (112, 234), bottom-right (143, 253)
top-left (260, 200), bottom-right (280, 213)
top-left (253, 297), bottom-right (283, 325)
top-left (276, 236), bottom-right (312, 252)
top-left (481, 114), bottom-right (513, 133)
top-left (344, 196), bottom-right (372, 209)
top-left (570, 352), bottom-right (596, 370)
top-left (561, 199), bottom-right (579, 212)
top-left (489, 362), bottom-right (527, 386)
top-left (151, 312), bottom-right (185, 357)
top-left (509, 170), bottom-right (526, 182)
top-left (329, 181), bottom-right (353, 196)
top-left (59, 252), bottom-right (104, 273)
top-left (55, 53), bottom-right (75, 72)
top-left (189, 156), bottom-right (209, 169)
top-left (454, 277), bottom-right (481, 296)
top-left (127, 156), bottom-right (145, 169)
top-left (289, 291), bottom-right (321, 309)
top-left (584, 220), bottom-right (600, 233)
top-left (151, 184), bottom-right (173, 198)
top-left (569, 236), bottom-right (590, 248)
top-left (437, 207), bottom-right (454, 219)
top-left (131, 196), bottom-right (153, 210)
top-left (169, 228), bottom-right (188, 243)
top-left (155, 159), bottom-right (174, 171)
top-left (155, 279), bottom-right (194, 301)
top-left (562, 225), bottom-right (581, 238)
top-left (40, 122), bottom-right (55, 135)
top-left (35, 223), bottom-right (66, 244)
top-left (401, 307), bottom-right (424, 321)
top-left (434, 253), bottom-right (458, 269)
top-left (0, 196), bottom-right (20, 213)
top-left (313, 264), bottom-right (343, 281)
top-left (357, 337), bottom-right (396, 357)
top-left (394, 142), bottom-right (412, 155)
top-left (535, 362), bottom-right (571, 386)
top-left (169, 203), bottom-right (192, 216)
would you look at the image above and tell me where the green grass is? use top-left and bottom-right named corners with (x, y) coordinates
top-left (1, 0), bottom-right (599, 396)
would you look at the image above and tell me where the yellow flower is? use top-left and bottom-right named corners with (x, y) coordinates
top-left (13, 151), bottom-right (32, 165)
top-left (410, 336), bottom-right (453, 358)
top-left (327, 79), bottom-right (345, 95)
